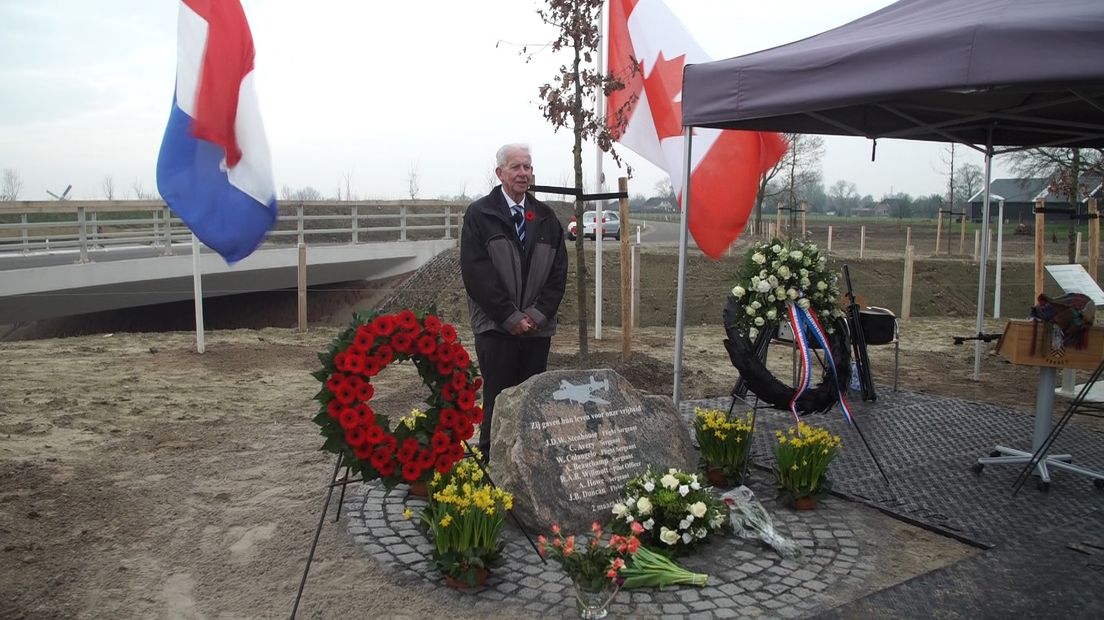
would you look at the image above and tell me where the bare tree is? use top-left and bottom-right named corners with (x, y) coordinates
top-left (653, 178), bottom-right (676, 210)
top-left (827, 179), bottom-right (859, 215)
top-left (342, 168), bottom-right (354, 201)
top-left (758, 134), bottom-right (823, 227)
top-left (952, 163), bottom-right (983, 208)
top-left (407, 161), bottom-right (420, 200)
top-left (532, 0), bottom-right (635, 360)
top-left (132, 179), bottom-right (156, 200)
top-left (102, 176), bottom-right (115, 200)
top-left (1009, 148), bottom-right (1104, 261)
top-left (1, 168), bottom-right (23, 201)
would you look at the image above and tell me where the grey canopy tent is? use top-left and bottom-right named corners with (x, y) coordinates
top-left (669, 0), bottom-right (1104, 400)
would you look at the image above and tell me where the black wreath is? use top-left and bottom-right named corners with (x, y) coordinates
top-left (722, 295), bottom-right (852, 414)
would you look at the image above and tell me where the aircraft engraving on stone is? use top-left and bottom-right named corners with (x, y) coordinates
top-left (552, 376), bottom-right (611, 405)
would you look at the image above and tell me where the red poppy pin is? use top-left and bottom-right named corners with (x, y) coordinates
top-left (524, 210), bottom-right (536, 222)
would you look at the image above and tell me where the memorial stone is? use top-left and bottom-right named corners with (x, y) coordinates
top-left (488, 368), bottom-right (696, 534)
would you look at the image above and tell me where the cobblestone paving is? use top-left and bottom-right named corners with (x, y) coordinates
top-left (341, 389), bottom-right (1104, 617)
top-left (343, 479), bottom-right (876, 619)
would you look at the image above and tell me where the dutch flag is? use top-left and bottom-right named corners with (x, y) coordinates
top-left (157, 0), bottom-right (277, 264)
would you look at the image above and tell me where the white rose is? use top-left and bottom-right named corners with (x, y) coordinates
top-left (748, 327), bottom-right (759, 339)
top-left (787, 288), bottom-right (798, 300)
top-left (751, 300), bottom-right (762, 310)
top-left (644, 518), bottom-right (655, 530)
top-left (682, 532), bottom-right (693, 544)
top-left (636, 497), bottom-right (653, 516)
top-left (752, 252), bottom-right (766, 265)
top-left (690, 501), bottom-right (708, 518)
top-left (775, 286), bottom-right (787, 298)
top-left (778, 265), bottom-right (791, 279)
top-left (767, 294), bottom-right (776, 303)
top-left (758, 270), bottom-right (768, 278)
top-left (643, 480), bottom-right (655, 492)
top-left (679, 518), bottom-right (690, 530)
top-left (757, 280), bottom-right (771, 294)
top-left (817, 281), bottom-right (828, 291)
top-left (696, 527), bottom-right (707, 539)
top-left (771, 244), bottom-right (782, 254)
top-left (799, 268), bottom-right (809, 277)
top-left (790, 250), bottom-right (803, 260)
top-left (745, 306), bottom-right (757, 316)
top-left (766, 309), bottom-right (777, 320)
top-left (808, 244), bottom-right (818, 252)
top-left (678, 484), bottom-right (690, 497)
top-left (800, 277), bottom-right (811, 288)
top-left (798, 298), bottom-right (812, 309)
top-left (660, 473), bottom-right (679, 489)
top-left (660, 527), bottom-right (679, 545)
top-left (690, 479), bottom-right (701, 490)
top-left (768, 275), bottom-right (779, 287)
top-left (754, 317), bottom-right (765, 327)
top-left (731, 285), bottom-right (745, 298)
top-left (612, 503), bottom-right (627, 517)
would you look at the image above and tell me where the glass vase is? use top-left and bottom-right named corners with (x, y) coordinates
top-left (573, 579), bottom-right (619, 619)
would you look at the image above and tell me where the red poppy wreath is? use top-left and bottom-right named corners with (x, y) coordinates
top-left (311, 309), bottom-right (482, 486)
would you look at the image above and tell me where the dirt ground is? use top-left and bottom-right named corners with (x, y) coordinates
top-left (0, 218), bottom-right (1089, 618)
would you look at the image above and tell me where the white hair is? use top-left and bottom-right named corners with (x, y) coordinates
top-left (496, 143), bottom-right (531, 167)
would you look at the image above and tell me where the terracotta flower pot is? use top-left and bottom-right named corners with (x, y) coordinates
top-left (789, 496), bottom-right (818, 511)
top-left (444, 567), bottom-right (488, 590)
top-left (408, 479), bottom-right (428, 498)
top-left (705, 466), bottom-right (732, 488)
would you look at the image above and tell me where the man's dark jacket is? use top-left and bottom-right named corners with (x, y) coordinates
top-left (460, 186), bottom-right (568, 337)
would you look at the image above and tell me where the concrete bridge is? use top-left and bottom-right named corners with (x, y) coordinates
top-left (0, 199), bottom-right (464, 323)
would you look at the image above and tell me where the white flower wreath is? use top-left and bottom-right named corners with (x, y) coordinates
top-left (728, 237), bottom-right (844, 339)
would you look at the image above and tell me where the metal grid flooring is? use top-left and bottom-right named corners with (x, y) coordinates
top-left (685, 388), bottom-right (1104, 617)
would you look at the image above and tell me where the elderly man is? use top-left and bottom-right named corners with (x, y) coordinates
top-left (460, 143), bottom-right (568, 461)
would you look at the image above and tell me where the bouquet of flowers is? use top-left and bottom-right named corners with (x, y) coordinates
top-left (421, 448), bottom-right (513, 587)
top-left (610, 467), bottom-right (729, 554)
top-left (728, 237), bottom-right (843, 340)
top-left (694, 407), bottom-right (754, 484)
top-left (774, 421), bottom-right (842, 503)
top-left (311, 309), bottom-right (482, 488)
top-left (539, 521), bottom-right (640, 593)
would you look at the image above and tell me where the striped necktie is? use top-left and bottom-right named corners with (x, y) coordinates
top-left (512, 205), bottom-right (526, 245)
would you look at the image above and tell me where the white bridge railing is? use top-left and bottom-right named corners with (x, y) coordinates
top-left (0, 199), bottom-right (467, 263)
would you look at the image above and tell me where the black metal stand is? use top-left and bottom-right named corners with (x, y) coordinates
top-left (291, 454), bottom-right (345, 620)
top-left (843, 265), bottom-right (877, 402)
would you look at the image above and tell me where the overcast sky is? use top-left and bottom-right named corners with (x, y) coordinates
top-left (0, 0), bottom-right (1006, 202)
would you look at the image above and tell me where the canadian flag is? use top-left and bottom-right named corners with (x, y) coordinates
top-left (607, 0), bottom-right (786, 259)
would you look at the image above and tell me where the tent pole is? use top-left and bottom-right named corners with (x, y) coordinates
top-left (973, 131), bottom-right (994, 380)
top-left (673, 127), bottom-right (693, 404)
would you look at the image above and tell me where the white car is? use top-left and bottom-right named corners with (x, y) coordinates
top-left (567, 210), bottom-right (621, 240)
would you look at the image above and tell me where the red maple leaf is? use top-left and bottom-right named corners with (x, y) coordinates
top-left (642, 52), bottom-right (686, 142)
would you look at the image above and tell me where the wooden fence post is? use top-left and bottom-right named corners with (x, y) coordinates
top-left (959, 212), bottom-right (967, 255)
top-left (1075, 231), bottom-right (1082, 263)
top-left (935, 210), bottom-right (943, 255)
top-left (902, 245), bottom-right (914, 319)
top-left (973, 229), bottom-right (980, 263)
top-left (631, 245), bottom-right (641, 328)
top-left (859, 225), bottom-right (866, 258)
top-left (827, 225), bottom-right (833, 252)
top-left (619, 177), bottom-right (632, 362)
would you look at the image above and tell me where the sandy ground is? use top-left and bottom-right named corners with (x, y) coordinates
top-left (0, 314), bottom-right (1053, 619)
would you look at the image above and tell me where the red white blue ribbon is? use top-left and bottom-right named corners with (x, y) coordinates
top-left (785, 301), bottom-right (854, 425)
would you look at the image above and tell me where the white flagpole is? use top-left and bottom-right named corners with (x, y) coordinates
top-left (191, 233), bottom-right (206, 354)
top-left (594, 1), bottom-right (606, 341)
top-left (673, 127), bottom-right (693, 404)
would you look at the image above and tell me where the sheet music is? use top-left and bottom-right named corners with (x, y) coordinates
top-left (1045, 264), bottom-right (1104, 305)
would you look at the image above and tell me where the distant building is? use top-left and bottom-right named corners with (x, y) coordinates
top-left (851, 202), bottom-right (890, 217)
top-left (968, 176), bottom-right (1103, 222)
